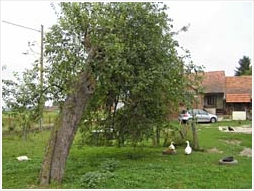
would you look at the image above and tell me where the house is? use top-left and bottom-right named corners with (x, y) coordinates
top-left (225, 76), bottom-right (252, 114)
top-left (201, 71), bottom-right (226, 114)
top-left (198, 71), bottom-right (252, 115)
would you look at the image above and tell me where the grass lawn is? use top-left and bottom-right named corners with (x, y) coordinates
top-left (2, 120), bottom-right (252, 189)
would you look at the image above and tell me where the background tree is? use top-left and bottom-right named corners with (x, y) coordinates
top-left (32, 2), bottom-right (204, 185)
top-left (234, 56), bottom-right (252, 76)
top-left (2, 63), bottom-right (41, 140)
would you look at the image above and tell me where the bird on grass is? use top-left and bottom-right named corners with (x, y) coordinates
top-left (228, 126), bottom-right (234, 131)
top-left (168, 141), bottom-right (175, 150)
top-left (162, 141), bottom-right (176, 155)
top-left (185, 140), bottom-right (192, 155)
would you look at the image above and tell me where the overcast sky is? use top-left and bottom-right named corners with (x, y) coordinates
top-left (167, 1), bottom-right (253, 76)
top-left (1, 1), bottom-right (253, 82)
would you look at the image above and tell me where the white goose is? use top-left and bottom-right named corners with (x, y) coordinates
top-left (169, 141), bottom-right (175, 150)
top-left (185, 140), bottom-right (192, 155)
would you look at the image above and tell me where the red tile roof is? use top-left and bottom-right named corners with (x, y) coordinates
top-left (225, 76), bottom-right (252, 103)
top-left (226, 94), bottom-right (251, 103)
top-left (225, 76), bottom-right (252, 94)
top-left (201, 72), bottom-right (252, 103)
top-left (201, 71), bottom-right (225, 93)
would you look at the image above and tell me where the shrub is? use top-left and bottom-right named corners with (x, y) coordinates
top-left (79, 158), bottom-right (119, 188)
top-left (79, 170), bottom-right (115, 188)
top-left (99, 158), bottom-right (120, 172)
top-left (79, 171), bottom-right (104, 188)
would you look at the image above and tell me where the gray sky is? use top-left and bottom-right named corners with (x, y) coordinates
top-left (167, 1), bottom-right (253, 76)
top-left (1, 1), bottom-right (253, 81)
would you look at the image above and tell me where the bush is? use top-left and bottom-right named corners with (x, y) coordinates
top-left (79, 171), bottom-right (104, 188)
top-left (79, 158), bottom-right (119, 188)
top-left (99, 158), bottom-right (120, 172)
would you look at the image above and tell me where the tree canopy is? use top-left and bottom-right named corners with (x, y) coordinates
top-left (43, 2), bottom-right (203, 147)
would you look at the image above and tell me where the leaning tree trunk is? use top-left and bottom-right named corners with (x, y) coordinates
top-left (191, 120), bottom-right (200, 150)
top-left (39, 70), bottom-right (95, 185)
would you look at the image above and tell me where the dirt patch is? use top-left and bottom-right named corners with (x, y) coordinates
top-left (207, 147), bottom-right (252, 157)
top-left (221, 139), bottom-right (241, 145)
top-left (239, 148), bottom-right (252, 157)
top-left (207, 147), bottom-right (223, 154)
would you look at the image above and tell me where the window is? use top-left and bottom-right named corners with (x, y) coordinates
top-left (207, 95), bottom-right (216, 105)
top-left (198, 109), bottom-right (207, 115)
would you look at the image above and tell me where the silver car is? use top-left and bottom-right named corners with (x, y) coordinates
top-left (179, 109), bottom-right (218, 123)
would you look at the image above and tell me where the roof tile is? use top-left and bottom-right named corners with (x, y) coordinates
top-left (201, 71), bottom-right (225, 93)
top-left (226, 94), bottom-right (251, 103)
top-left (225, 76), bottom-right (252, 95)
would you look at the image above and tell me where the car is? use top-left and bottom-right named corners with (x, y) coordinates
top-left (178, 109), bottom-right (218, 123)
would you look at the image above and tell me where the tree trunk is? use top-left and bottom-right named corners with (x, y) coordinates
top-left (191, 121), bottom-right (200, 150)
top-left (155, 127), bottom-right (160, 146)
top-left (39, 70), bottom-right (95, 185)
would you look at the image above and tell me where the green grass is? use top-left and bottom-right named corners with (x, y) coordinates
top-left (2, 120), bottom-right (252, 189)
top-left (2, 131), bottom-right (50, 188)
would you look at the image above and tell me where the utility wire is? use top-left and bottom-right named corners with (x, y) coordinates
top-left (2, 20), bottom-right (41, 33)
